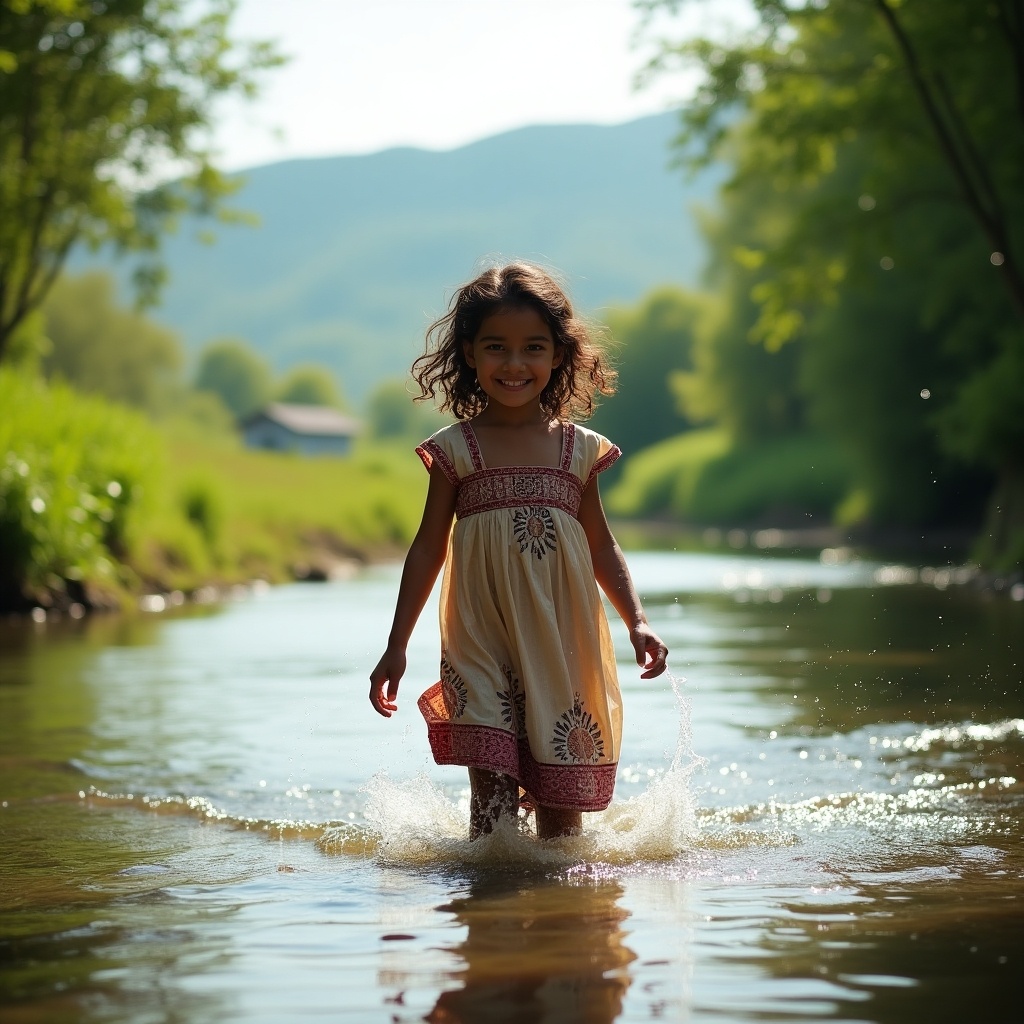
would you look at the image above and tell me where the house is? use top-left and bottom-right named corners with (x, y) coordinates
top-left (242, 403), bottom-right (361, 457)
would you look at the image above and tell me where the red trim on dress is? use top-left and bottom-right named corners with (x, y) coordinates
top-left (461, 420), bottom-right (575, 474)
top-left (586, 445), bottom-right (622, 486)
top-left (560, 422), bottom-right (576, 471)
top-left (418, 682), bottom-right (617, 812)
top-left (455, 467), bottom-right (583, 519)
top-left (416, 440), bottom-right (460, 487)
top-left (460, 420), bottom-right (485, 472)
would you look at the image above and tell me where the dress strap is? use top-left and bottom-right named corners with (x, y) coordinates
top-left (560, 423), bottom-right (576, 472)
top-left (460, 420), bottom-right (485, 472)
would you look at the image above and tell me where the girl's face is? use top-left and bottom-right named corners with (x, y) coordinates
top-left (464, 305), bottom-right (563, 412)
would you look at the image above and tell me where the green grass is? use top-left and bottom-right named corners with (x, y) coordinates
top-left (606, 427), bottom-right (851, 524)
top-left (0, 367), bottom-right (161, 606)
top-left (1, 367), bottom-right (427, 608)
top-left (146, 438), bottom-right (426, 586)
top-left (606, 429), bottom-right (731, 519)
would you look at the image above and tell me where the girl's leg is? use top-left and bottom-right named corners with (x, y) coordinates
top-left (536, 805), bottom-right (582, 839)
top-left (468, 768), bottom-right (518, 839)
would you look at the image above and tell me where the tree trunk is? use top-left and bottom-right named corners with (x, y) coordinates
top-left (977, 463), bottom-right (1024, 571)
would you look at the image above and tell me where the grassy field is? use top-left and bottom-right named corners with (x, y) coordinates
top-left (140, 438), bottom-right (427, 589)
top-left (1, 367), bottom-right (428, 609)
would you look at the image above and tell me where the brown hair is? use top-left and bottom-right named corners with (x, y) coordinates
top-left (411, 262), bottom-right (616, 420)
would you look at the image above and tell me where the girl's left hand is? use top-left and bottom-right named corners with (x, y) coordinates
top-left (630, 624), bottom-right (668, 679)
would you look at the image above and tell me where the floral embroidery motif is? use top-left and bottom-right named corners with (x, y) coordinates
top-left (496, 664), bottom-right (527, 738)
top-left (440, 655), bottom-right (468, 717)
top-left (512, 506), bottom-right (557, 559)
top-left (552, 694), bottom-right (605, 763)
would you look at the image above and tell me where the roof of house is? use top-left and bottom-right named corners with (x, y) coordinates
top-left (247, 403), bottom-right (361, 437)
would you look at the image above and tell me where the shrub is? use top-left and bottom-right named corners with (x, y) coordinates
top-left (606, 428), bottom-right (851, 525)
top-left (0, 368), bottom-right (162, 606)
top-left (606, 429), bottom-right (730, 519)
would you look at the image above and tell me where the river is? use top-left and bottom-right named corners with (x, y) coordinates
top-left (1, 551), bottom-right (1021, 1022)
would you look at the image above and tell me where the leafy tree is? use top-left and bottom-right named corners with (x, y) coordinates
top-left (367, 377), bottom-right (447, 441)
top-left (641, 0), bottom-right (1023, 562)
top-left (195, 338), bottom-right (272, 421)
top-left (0, 0), bottom-right (282, 363)
top-left (40, 271), bottom-right (182, 411)
top-left (276, 363), bottom-right (345, 408)
top-left (590, 286), bottom-right (704, 454)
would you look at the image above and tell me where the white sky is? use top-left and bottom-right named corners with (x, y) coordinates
top-left (213, 0), bottom-right (753, 170)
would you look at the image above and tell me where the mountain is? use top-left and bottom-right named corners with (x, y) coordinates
top-left (85, 112), bottom-right (720, 404)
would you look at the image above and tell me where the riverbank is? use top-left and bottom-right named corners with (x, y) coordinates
top-left (0, 369), bottom-right (427, 614)
top-left (2, 436), bottom-right (426, 616)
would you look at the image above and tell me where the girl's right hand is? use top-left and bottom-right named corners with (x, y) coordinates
top-left (369, 647), bottom-right (406, 717)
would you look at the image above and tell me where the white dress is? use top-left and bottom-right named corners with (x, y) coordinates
top-left (415, 419), bottom-right (622, 811)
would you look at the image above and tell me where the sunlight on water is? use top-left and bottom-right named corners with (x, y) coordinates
top-left (78, 682), bottom-right (1023, 878)
top-left (324, 674), bottom-right (723, 869)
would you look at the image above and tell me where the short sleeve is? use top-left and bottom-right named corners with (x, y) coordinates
top-left (588, 434), bottom-right (621, 484)
top-left (571, 425), bottom-right (621, 485)
top-left (415, 427), bottom-right (460, 486)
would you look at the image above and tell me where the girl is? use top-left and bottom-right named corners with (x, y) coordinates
top-left (369, 263), bottom-right (668, 840)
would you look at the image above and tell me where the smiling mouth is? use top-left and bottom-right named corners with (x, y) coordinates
top-left (497, 379), bottom-right (530, 388)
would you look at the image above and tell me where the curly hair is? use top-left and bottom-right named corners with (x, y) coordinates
top-left (411, 262), bottom-right (616, 420)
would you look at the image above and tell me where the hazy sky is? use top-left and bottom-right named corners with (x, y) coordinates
top-left (213, 0), bottom-right (753, 170)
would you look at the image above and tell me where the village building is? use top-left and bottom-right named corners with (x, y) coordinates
top-left (242, 403), bottom-right (360, 457)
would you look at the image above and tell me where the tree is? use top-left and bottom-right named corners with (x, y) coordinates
top-left (195, 338), bottom-right (272, 421)
top-left (0, 0), bottom-right (282, 363)
top-left (366, 377), bottom-right (446, 441)
top-left (641, 0), bottom-right (1024, 563)
top-left (40, 270), bottom-right (182, 411)
top-left (276, 363), bottom-right (345, 408)
top-left (589, 287), bottom-right (704, 455)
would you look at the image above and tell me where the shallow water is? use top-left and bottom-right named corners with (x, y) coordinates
top-left (1, 551), bottom-right (1022, 1022)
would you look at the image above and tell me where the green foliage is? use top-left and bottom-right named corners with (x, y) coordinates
top-left (179, 475), bottom-right (225, 550)
top-left (159, 389), bottom-right (238, 444)
top-left (606, 427), bottom-right (849, 525)
top-left (672, 267), bottom-right (806, 442)
top-left (606, 429), bottom-right (730, 519)
top-left (0, 369), bottom-right (430, 607)
top-left (640, 0), bottom-right (1023, 561)
top-left (276, 363), bottom-right (345, 408)
top-left (0, 366), bottom-right (160, 603)
top-left (155, 439), bottom-right (427, 580)
top-left (365, 377), bottom-right (447, 441)
top-left (194, 338), bottom-right (273, 420)
top-left (685, 434), bottom-right (851, 525)
top-left (0, 0), bottom-right (283, 359)
top-left (40, 271), bottom-right (183, 412)
top-left (590, 287), bottom-right (703, 453)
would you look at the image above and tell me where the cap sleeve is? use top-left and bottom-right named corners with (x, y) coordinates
top-left (415, 426), bottom-right (460, 487)
top-left (588, 433), bottom-right (621, 484)
top-left (571, 425), bottom-right (621, 485)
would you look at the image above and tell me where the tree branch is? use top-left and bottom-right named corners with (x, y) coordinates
top-left (872, 0), bottom-right (1024, 322)
top-left (993, 0), bottom-right (1024, 126)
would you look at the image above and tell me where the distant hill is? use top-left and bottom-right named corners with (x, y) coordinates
top-left (82, 112), bottom-right (720, 404)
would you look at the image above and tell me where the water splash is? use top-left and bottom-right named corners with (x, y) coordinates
top-left (322, 673), bottom-right (710, 869)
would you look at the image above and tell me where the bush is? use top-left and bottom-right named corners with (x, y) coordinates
top-left (606, 428), bottom-right (851, 525)
top-left (606, 429), bottom-right (730, 519)
top-left (0, 368), bottom-right (162, 606)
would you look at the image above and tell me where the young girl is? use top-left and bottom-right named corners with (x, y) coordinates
top-left (369, 263), bottom-right (668, 840)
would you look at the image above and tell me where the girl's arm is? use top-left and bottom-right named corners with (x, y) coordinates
top-left (578, 478), bottom-right (668, 679)
top-left (369, 468), bottom-right (457, 717)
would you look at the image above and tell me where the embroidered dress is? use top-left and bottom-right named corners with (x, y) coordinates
top-left (415, 420), bottom-right (623, 811)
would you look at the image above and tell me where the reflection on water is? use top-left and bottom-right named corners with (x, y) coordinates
top-left (0, 552), bottom-right (1022, 1022)
top-left (423, 878), bottom-right (633, 1024)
